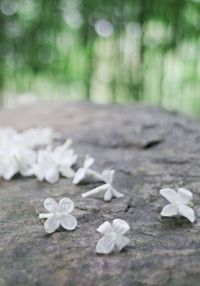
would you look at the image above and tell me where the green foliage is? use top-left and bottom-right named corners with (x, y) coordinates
top-left (0, 0), bottom-right (200, 116)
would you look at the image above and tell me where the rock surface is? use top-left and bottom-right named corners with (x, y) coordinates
top-left (0, 102), bottom-right (200, 286)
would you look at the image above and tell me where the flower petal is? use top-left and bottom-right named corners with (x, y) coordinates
top-left (33, 165), bottom-right (44, 181)
top-left (112, 187), bottom-right (124, 199)
top-left (97, 221), bottom-right (112, 235)
top-left (53, 139), bottom-right (72, 157)
top-left (44, 198), bottom-right (58, 213)
top-left (2, 166), bottom-right (17, 180)
top-left (177, 188), bottom-right (193, 205)
top-left (160, 204), bottom-right (178, 217)
top-left (44, 215), bottom-right (60, 234)
top-left (112, 219), bottom-right (130, 235)
top-left (22, 127), bottom-right (53, 147)
top-left (178, 205), bottom-right (195, 223)
top-left (59, 198), bottom-right (74, 214)
top-left (60, 214), bottom-right (77, 230)
top-left (20, 168), bottom-right (34, 177)
top-left (73, 168), bottom-right (85, 184)
top-left (60, 166), bottom-right (75, 178)
top-left (62, 150), bottom-right (77, 166)
top-left (96, 235), bottom-right (115, 254)
top-left (84, 156), bottom-right (94, 168)
top-left (104, 188), bottom-right (113, 201)
top-left (115, 235), bottom-right (130, 251)
top-left (45, 168), bottom-right (59, 184)
top-left (101, 170), bottom-right (114, 184)
top-left (160, 188), bottom-right (177, 204)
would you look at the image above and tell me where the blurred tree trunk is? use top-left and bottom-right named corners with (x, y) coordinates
top-left (138, 0), bottom-right (145, 102)
top-left (0, 13), bottom-right (5, 105)
top-left (81, 0), bottom-right (95, 101)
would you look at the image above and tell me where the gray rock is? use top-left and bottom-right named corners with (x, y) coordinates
top-left (0, 102), bottom-right (200, 286)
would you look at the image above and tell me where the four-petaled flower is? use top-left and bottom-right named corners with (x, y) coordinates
top-left (96, 219), bottom-right (130, 254)
top-left (39, 197), bottom-right (77, 233)
top-left (160, 187), bottom-right (195, 223)
top-left (32, 140), bottom-right (77, 183)
top-left (73, 155), bottom-right (96, 184)
top-left (81, 170), bottom-right (124, 201)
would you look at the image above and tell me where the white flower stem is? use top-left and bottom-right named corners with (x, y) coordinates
top-left (64, 138), bottom-right (72, 149)
top-left (87, 169), bottom-right (105, 182)
top-left (82, 184), bottom-right (108, 198)
top-left (39, 213), bottom-right (52, 219)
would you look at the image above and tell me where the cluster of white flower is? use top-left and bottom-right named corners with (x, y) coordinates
top-left (32, 140), bottom-right (77, 184)
top-left (0, 127), bottom-right (77, 183)
top-left (0, 127), bottom-right (123, 201)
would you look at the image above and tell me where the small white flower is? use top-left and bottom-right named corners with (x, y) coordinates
top-left (53, 139), bottom-right (72, 159)
top-left (0, 127), bottom-right (18, 148)
top-left (13, 147), bottom-right (36, 177)
top-left (0, 127), bottom-right (55, 180)
top-left (32, 141), bottom-right (77, 183)
top-left (53, 139), bottom-right (77, 179)
top-left (39, 197), bottom-right (77, 234)
top-left (0, 143), bottom-right (36, 180)
top-left (81, 170), bottom-right (124, 201)
top-left (0, 152), bottom-right (18, 180)
top-left (21, 127), bottom-right (54, 147)
top-left (73, 155), bottom-right (96, 184)
top-left (33, 149), bottom-right (59, 183)
top-left (96, 219), bottom-right (130, 254)
top-left (160, 187), bottom-right (195, 223)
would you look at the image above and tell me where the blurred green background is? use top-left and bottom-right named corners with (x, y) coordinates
top-left (0, 0), bottom-right (200, 116)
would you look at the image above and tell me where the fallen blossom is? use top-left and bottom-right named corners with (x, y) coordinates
top-left (160, 187), bottom-right (195, 223)
top-left (32, 149), bottom-right (59, 183)
top-left (96, 219), bottom-right (130, 254)
top-left (73, 155), bottom-right (102, 184)
top-left (32, 141), bottom-right (77, 183)
top-left (53, 139), bottom-right (77, 178)
top-left (81, 170), bottom-right (124, 201)
top-left (39, 197), bottom-right (77, 233)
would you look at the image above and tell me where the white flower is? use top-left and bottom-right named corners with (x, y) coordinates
top-left (73, 155), bottom-right (96, 184)
top-left (0, 127), bottom-right (54, 148)
top-left (33, 149), bottom-right (59, 183)
top-left (81, 170), bottom-right (124, 201)
top-left (32, 141), bottom-right (77, 183)
top-left (39, 197), bottom-right (77, 234)
top-left (53, 139), bottom-right (72, 158)
top-left (0, 128), bottom-right (76, 182)
top-left (0, 127), bottom-right (18, 148)
top-left (0, 152), bottom-right (19, 180)
top-left (96, 219), bottom-right (130, 254)
top-left (0, 141), bottom-right (36, 180)
top-left (160, 188), bottom-right (195, 223)
top-left (53, 139), bottom-right (77, 178)
top-left (21, 127), bottom-right (54, 147)
top-left (0, 127), bottom-right (54, 180)
top-left (12, 147), bottom-right (36, 177)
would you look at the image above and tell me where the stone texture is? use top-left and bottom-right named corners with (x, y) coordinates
top-left (0, 102), bottom-right (200, 286)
